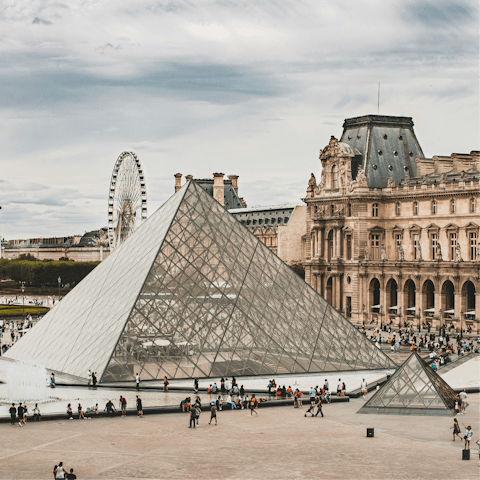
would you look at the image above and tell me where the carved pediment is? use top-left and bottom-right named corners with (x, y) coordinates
top-left (445, 223), bottom-right (459, 231)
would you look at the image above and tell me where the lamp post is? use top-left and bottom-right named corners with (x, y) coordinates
top-left (379, 305), bottom-right (383, 331)
top-left (58, 276), bottom-right (61, 300)
top-left (21, 281), bottom-right (25, 319)
top-left (460, 310), bottom-right (463, 339)
top-left (362, 303), bottom-right (365, 327)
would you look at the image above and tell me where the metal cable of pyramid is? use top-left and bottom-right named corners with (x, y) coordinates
top-left (357, 351), bottom-right (457, 416)
top-left (5, 180), bottom-right (396, 382)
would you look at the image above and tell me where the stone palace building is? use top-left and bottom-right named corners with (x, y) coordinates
top-left (303, 115), bottom-right (479, 333)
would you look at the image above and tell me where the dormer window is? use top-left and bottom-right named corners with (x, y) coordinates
top-left (332, 165), bottom-right (338, 189)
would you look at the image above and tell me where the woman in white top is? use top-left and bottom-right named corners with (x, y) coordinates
top-left (361, 379), bottom-right (367, 398)
top-left (462, 423), bottom-right (472, 450)
top-left (55, 462), bottom-right (67, 479)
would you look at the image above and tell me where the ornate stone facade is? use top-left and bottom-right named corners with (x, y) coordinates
top-left (303, 115), bottom-right (480, 333)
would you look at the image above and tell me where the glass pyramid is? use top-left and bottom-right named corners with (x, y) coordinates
top-left (358, 351), bottom-right (457, 416)
top-left (6, 181), bottom-right (396, 382)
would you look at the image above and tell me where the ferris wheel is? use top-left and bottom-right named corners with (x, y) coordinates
top-left (108, 152), bottom-right (147, 250)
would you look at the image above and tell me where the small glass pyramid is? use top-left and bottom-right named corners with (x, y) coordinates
top-left (358, 351), bottom-right (457, 416)
top-left (6, 181), bottom-right (396, 382)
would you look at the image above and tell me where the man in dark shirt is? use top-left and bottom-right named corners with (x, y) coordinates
top-left (66, 468), bottom-right (77, 479)
top-left (9, 403), bottom-right (16, 425)
top-left (17, 403), bottom-right (25, 426)
top-left (104, 400), bottom-right (115, 416)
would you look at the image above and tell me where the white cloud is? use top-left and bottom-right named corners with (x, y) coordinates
top-left (0, 0), bottom-right (477, 238)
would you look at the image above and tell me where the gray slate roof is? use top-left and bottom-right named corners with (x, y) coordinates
top-left (194, 179), bottom-right (244, 209)
top-left (340, 115), bottom-right (424, 189)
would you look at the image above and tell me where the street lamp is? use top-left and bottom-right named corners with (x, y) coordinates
top-left (379, 305), bottom-right (383, 331)
top-left (362, 303), bottom-right (365, 327)
top-left (460, 310), bottom-right (463, 339)
top-left (21, 281), bottom-right (25, 319)
top-left (58, 276), bottom-right (61, 300)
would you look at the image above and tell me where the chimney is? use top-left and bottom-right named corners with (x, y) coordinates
top-left (185, 175), bottom-right (193, 182)
top-left (174, 173), bottom-right (182, 193)
top-left (228, 175), bottom-right (239, 194)
top-left (212, 172), bottom-right (225, 206)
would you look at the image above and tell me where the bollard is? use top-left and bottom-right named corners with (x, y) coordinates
top-left (367, 428), bottom-right (374, 437)
top-left (462, 449), bottom-right (470, 460)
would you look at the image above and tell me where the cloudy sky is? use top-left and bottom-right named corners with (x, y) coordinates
top-left (0, 0), bottom-right (477, 239)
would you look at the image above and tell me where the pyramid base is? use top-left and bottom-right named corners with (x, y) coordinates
top-left (357, 406), bottom-right (455, 416)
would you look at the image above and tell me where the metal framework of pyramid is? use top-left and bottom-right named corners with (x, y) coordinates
top-left (6, 181), bottom-right (395, 382)
top-left (358, 351), bottom-right (457, 416)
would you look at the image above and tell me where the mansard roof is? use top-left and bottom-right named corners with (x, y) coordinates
top-left (340, 115), bottom-right (424, 189)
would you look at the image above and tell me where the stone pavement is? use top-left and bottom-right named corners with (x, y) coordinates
top-left (1, 392), bottom-right (478, 479)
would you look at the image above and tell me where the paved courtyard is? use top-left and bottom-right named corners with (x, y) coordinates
top-left (1, 391), bottom-right (478, 479)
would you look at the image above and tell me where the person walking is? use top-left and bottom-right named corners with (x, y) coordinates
top-left (87, 370), bottom-right (92, 387)
top-left (459, 389), bottom-right (468, 413)
top-left (193, 378), bottom-right (199, 393)
top-left (50, 373), bottom-right (56, 388)
top-left (462, 423), bottom-right (472, 450)
top-left (163, 376), bottom-right (169, 391)
top-left (361, 378), bottom-right (367, 398)
top-left (314, 394), bottom-right (324, 417)
top-left (189, 407), bottom-right (197, 428)
top-left (136, 395), bottom-right (143, 417)
top-left (305, 387), bottom-right (316, 416)
top-left (451, 418), bottom-right (462, 441)
top-left (119, 396), bottom-right (127, 417)
top-left (66, 404), bottom-right (73, 420)
top-left (54, 462), bottom-right (68, 479)
top-left (92, 372), bottom-right (97, 388)
top-left (208, 402), bottom-right (217, 425)
top-left (135, 373), bottom-right (140, 391)
top-left (17, 403), bottom-right (24, 426)
top-left (249, 394), bottom-right (258, 416)
top-left (9, 403), bottom-right (16, 426)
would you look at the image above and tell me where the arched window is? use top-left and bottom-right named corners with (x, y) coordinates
top-left (413, 201), bottom-right (419, 216)
top-left (451, 198), bottom-right (456, 214)
top-left (470, 197), bottom-right (476, 213)
top-left (396, 203), bottom-right (401, 216)
top-left (432, 199), bottom-right (437, 215)
top-left (332, 165), bottom-right (338, 189)
top-left (372, 203), bottom-right (379, 217)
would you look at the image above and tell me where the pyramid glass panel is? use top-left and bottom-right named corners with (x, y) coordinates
top-left (358, 351), bottom-right (457, 416)
top-left (7, 181), bottom-right (395, 382)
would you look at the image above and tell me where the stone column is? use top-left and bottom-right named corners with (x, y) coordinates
top-left (311, 231), bottom-right (315, 258)
top-left (398, 285), bottom-right (405, 328)
top-left (332, 275), bottom-right (337, 308)
top-left (335, 228), bottom-right (341, 258)
top-left (336, 275), bottom-right (342, 311)
top-left (454, 289), bottom-right (462, 330)
top-left (475, 292), bottom-right (480, 333)
top-left (319, 228), bottom-right (324, 257)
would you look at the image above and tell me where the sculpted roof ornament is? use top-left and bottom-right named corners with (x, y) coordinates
top-left (320, 136), bottom-right (358, 160)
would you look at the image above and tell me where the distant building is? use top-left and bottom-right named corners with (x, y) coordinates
top-left (173, 173), bottom-right (306, 266)
top-left (3, 229), bottom-right (110, 262)
top-left (303, 114), bottom-right (479, 333)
